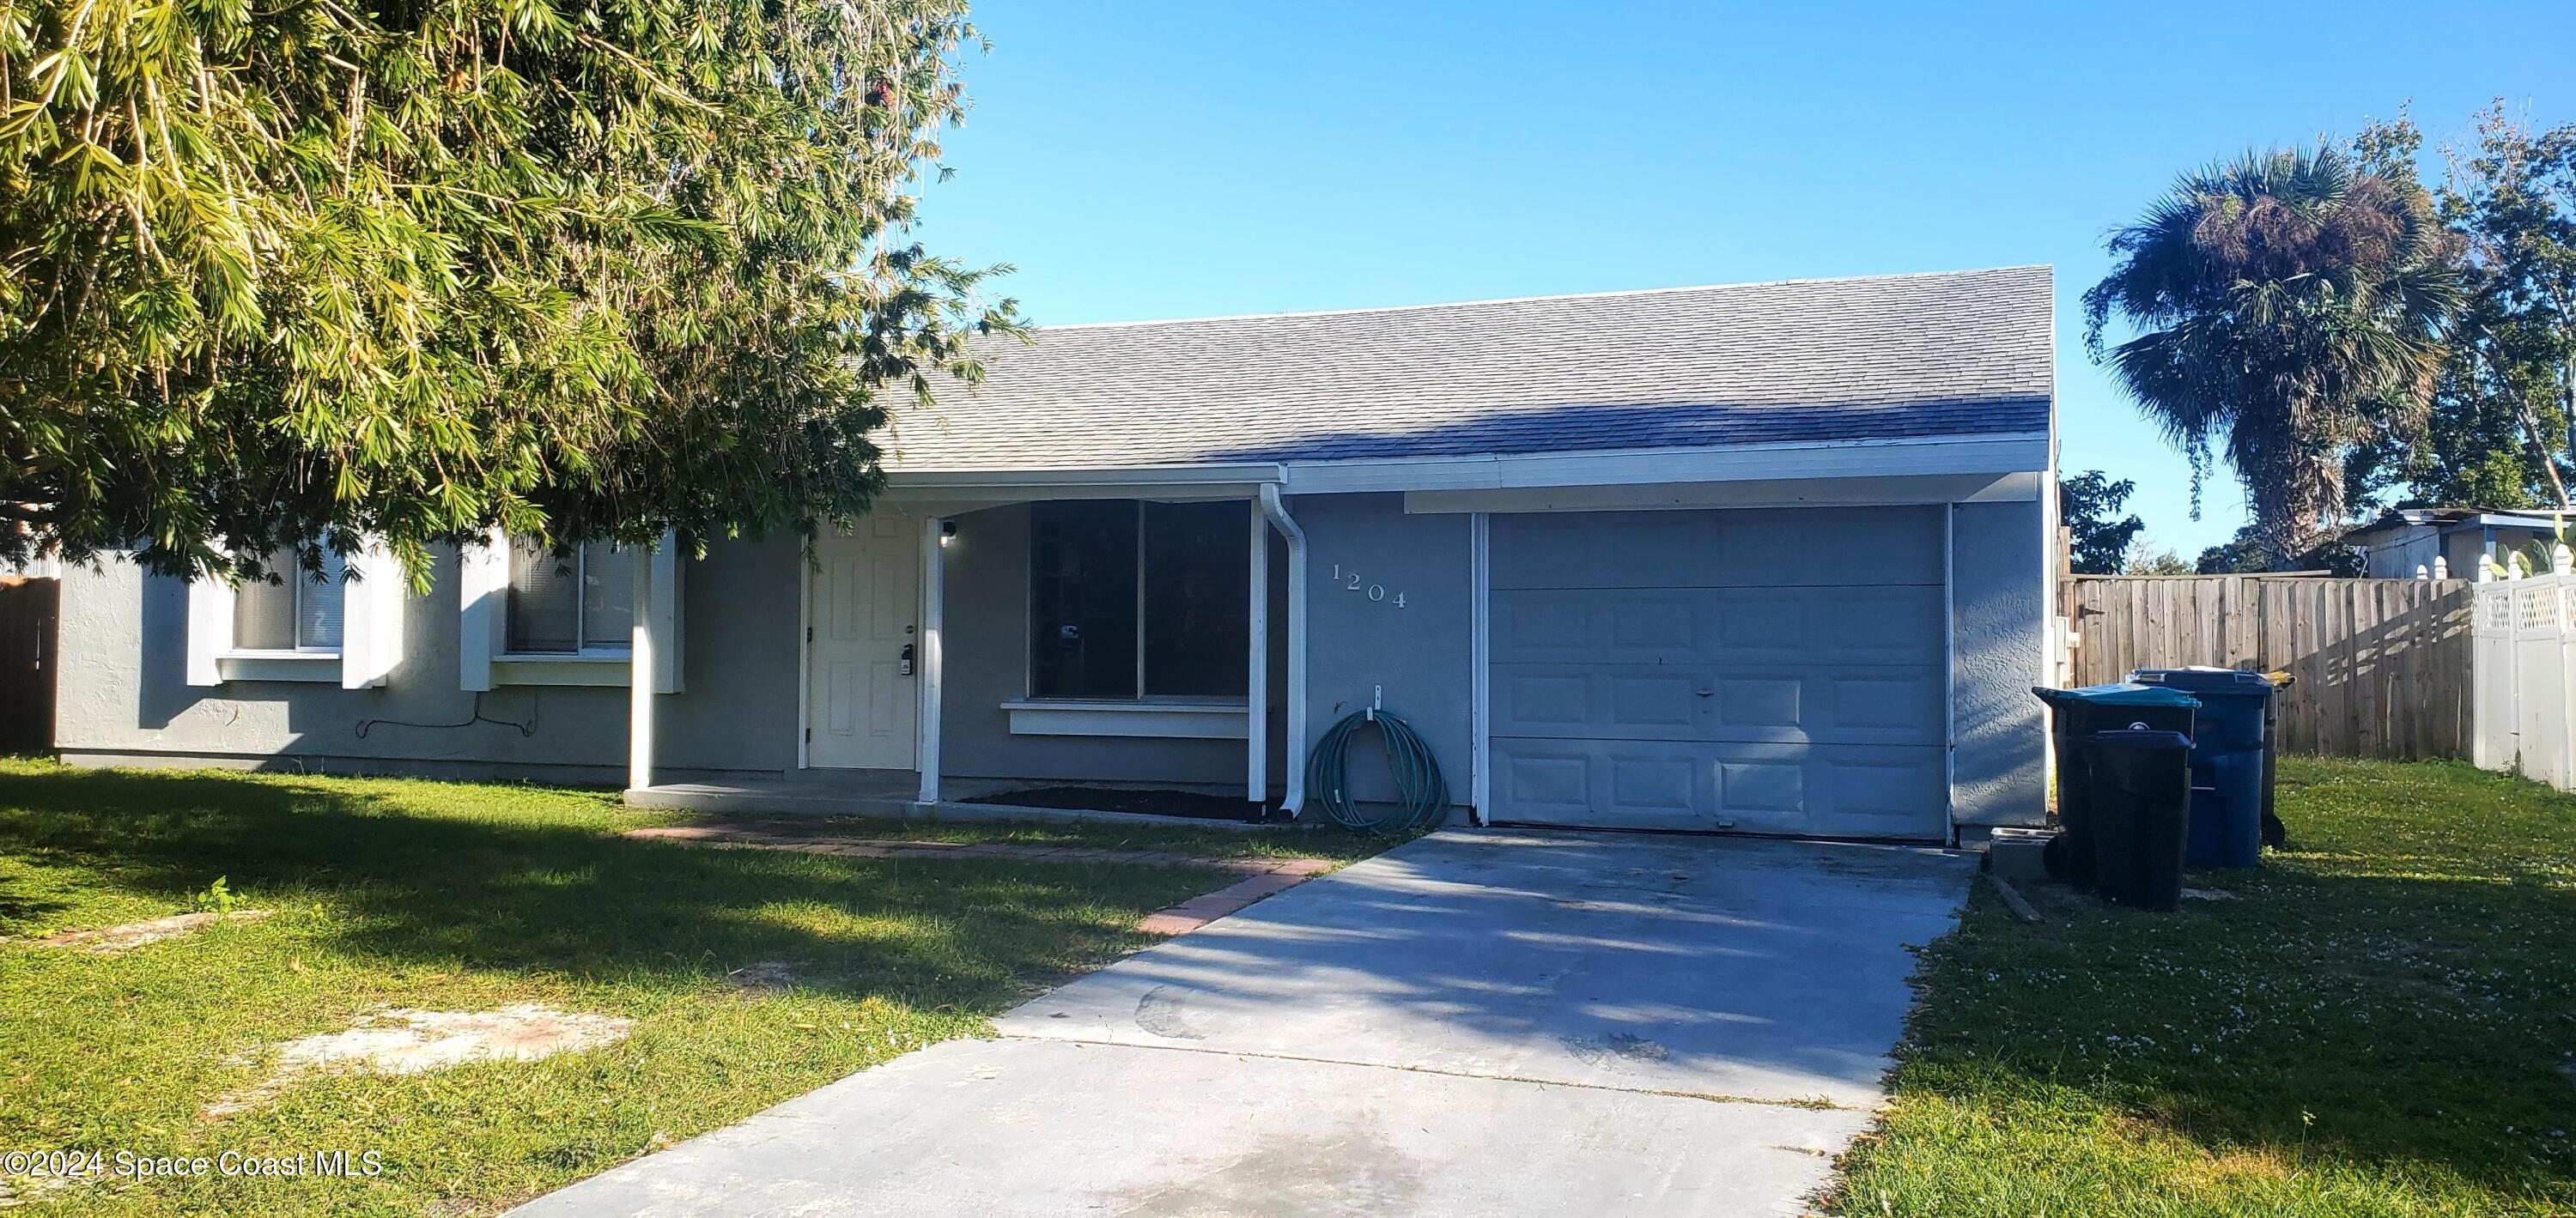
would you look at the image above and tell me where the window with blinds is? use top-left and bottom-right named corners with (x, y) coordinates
top-left (507, 542), bottom-right (635, 654)
top-left (232, 548), bottom-right (346, 652)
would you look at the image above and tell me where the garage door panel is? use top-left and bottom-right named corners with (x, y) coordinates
top-left (1607, 672), bottom-right (1702, 730)
top-left (1712, 507), bottom-right (1941, 584)
top-left (1491, 507), bottom-right (1942, 590)
top-left (1493, 591), bottom-right (1698, 663)
top-left (1828, 592), bottom-right (1943, 658)
top-left (1490, 737), bottom-right (1946, 838)
top-left (1494, 586), bottom-right (1941, 667)
top-left (1491, 663), bottom-right (1941, 745)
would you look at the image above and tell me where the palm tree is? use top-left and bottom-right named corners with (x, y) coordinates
top-left (2084, 146), bottom-right (2464, 567)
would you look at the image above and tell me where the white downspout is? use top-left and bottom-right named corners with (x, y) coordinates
top-left (1256, 485), bottom-right (1308, 817)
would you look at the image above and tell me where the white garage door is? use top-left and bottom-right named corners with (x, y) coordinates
top-left (1486, 506), bottom-right (1949, 840)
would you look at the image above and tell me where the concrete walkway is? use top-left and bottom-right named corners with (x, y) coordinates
top-left (513, 829), bottom-right (1975, 1217)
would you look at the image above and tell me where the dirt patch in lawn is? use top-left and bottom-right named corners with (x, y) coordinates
top-left (726, 960), bottom-right (805, 995)
top-left (209, 1003), bottom-right (633, 1117)
top-left (17, 909), bottom-right (271, 954)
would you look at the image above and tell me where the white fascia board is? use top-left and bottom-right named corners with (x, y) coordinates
top-left (1281, 433), bottom-right (2053, 496)
top-left (2466, 512), bottom-right (2567, 530)
top-left (1406, 471), bottom-right (2041, 515)
top-left (878, 463), bottom-right (1286, 506)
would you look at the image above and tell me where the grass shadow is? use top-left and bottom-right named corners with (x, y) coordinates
top-left (0, 764), bottom-right (1229, 1008)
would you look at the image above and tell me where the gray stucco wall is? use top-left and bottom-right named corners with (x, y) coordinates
top-left (1292, 494), bottom-right (1477, 809)
top-left (1948, 499), bottom-right (2048, 827)
top-left (54, 537), bottom-right (803, 784)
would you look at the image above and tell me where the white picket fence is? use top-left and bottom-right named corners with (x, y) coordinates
top-left (2471, 547), bottom-right (2576, 789)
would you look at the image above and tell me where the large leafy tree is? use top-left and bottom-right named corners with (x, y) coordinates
top-left (0, 0), bottom-right (1015, 583)
top-left (2084, 146), bottom-right (2463, 568)
top-left (2348, 106), bottom-right (2576, 514)
top-left (2059, 470), bottom-right (2146, 574)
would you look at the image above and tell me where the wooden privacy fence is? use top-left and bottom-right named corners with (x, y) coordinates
top-left (2066, 575), bottom-right (2474, 760)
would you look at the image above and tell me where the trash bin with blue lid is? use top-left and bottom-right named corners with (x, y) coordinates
top-left (2032, 684), bottom-right (2201, 887)
top-left (2126, 667), bottom-right (2280, 869)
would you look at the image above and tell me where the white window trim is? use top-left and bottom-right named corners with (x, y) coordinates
top-left (492, 653), bottom-right (634, 688)
top-left (459, 530), bottom-right (681, 693)
top-left (185, 539), bottom-right (402, 689)
top-left (1000, 699), bottom-right (1250, 740)
top-left (213, 652), bottom-right (342, 683)
top-left (1024, 500), bottom-right (1252, 705)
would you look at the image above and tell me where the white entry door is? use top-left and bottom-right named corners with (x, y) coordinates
top-left (807, 514), bottom-right (921, 770)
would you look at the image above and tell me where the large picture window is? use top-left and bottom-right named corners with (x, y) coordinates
top-left (232, 549), bottom-right (345, 653)
top-left (1029, 500), bottom-right (1249, 700)
top-left (507, 541), bottom-right (636, 655)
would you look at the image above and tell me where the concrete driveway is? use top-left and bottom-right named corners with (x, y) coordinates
top-left (513, 829), bottom-right (1974, 1217)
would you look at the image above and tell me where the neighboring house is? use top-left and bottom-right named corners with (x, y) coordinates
top-left (52, 266), bottom-right (2057, 842)
top-left (2341, 507), bottom-right (2568, 579)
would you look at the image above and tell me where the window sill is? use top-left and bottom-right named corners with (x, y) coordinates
top-left (493, 653), bottom-right (633, 688)
top-left (1001, 700), bottom-right (1249, 740)
top-left (216, 652), bottom-right (343, 683)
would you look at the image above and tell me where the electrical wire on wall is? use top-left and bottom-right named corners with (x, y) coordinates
top-left (356, 691), bottom-right (540, 739)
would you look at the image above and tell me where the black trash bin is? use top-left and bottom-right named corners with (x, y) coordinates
top-left (2087, 728), bottom-right (2195, 912)
top-left (2032, 684), bottom-right (2201, 887)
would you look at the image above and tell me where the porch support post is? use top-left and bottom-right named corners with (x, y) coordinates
top-left (917, 515), bottom-right (946, 805)
top-left (1247, 498), bottom-right (1269, 805)
top-left (629, 542), bottom-right (656, 793)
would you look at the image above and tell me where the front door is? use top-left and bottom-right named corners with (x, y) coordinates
top-left (807, 513), bottom-right (921, 770)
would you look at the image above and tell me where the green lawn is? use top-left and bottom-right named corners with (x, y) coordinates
top-left (1834, 756), bottom-right (2576, 1216)
top-left (0, 760), bottom-right (1370, 1216)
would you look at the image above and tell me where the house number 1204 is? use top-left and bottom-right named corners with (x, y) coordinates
top-left (1331, 565), bottom-right (1405, 609)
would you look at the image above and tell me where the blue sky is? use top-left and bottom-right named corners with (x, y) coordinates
top-left (919, 2), bottom-right (2576, 558)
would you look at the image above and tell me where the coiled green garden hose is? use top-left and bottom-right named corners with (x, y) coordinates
top-left (1306, 707), bottom-right (1449, 833)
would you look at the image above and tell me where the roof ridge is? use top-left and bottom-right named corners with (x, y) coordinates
top-left (1028, 265), bottom-right (2053, 333)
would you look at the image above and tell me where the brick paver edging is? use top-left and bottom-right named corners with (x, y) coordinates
top-left (623, 825), bottom-right (1337, 936)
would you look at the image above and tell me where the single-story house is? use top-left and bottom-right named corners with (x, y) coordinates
top-left (52, 265), bottom-right (2057, 842)
top-left (2339, 506), bottom-right (2567, 579)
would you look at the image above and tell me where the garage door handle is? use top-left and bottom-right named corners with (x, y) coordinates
top-left (1695, 688), bottom-right (1714, 698)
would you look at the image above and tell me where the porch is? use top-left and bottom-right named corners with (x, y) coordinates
top-left (620, 471), bottom-right (1313, 820)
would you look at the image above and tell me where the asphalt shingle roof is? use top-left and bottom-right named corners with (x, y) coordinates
top-left (879, 265), bottom-right (2054, 472)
